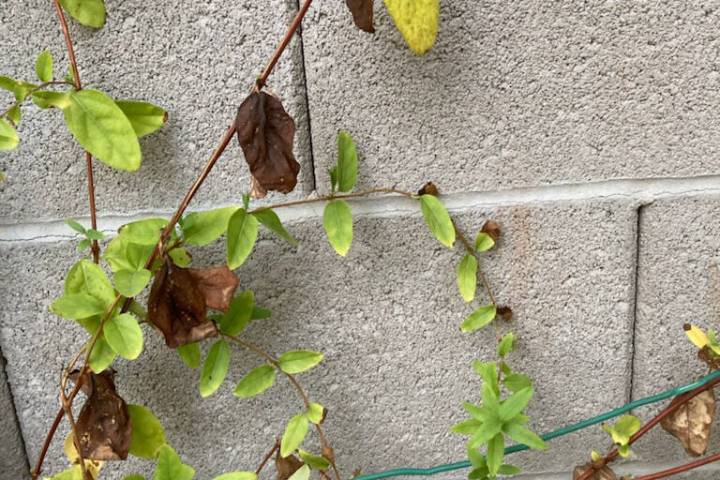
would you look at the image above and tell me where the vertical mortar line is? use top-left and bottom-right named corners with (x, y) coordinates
top-left (0, 344), bottom-right (31, 476)
top-left (627, 203), bottom-right (645, 404)
top-left (294, 0), bottom-right (318, 191)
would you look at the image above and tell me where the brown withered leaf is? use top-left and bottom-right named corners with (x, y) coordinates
top-left (346, 0), bottom-right (375, 33)
top-left (74, 370), bottom-right (131, 461)
top-left (187, 266), bottom-right (239, 312)
top-left (497, 306), bottom-right (513, 322)
top-left (276, 449), bottom-right (304, 480)
top-left (572, 463), bottom-right (617, 480)
top-left (236, 91), bottom-right (300, 197)
top-left (698, 347), bottom-right (720, 370)
top-left (661, 389), bottom-right (716, 456)
top-left (418, 181), bottom-right (439, 197)
top-left (482, 220), bottom-right (501, 242)
top-left (147, 260), bottom-right (218, 348)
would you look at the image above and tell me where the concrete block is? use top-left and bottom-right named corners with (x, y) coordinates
top-left (0, 347), bottom-right (29, 479)
top-left (0, 0), bottom-right (313, 223)
top-left (302, 1), bottom-right (720, 195)
top-left (632, 195), bottom-right (720, 463)
top-left (0, 198), bottom-right (637, 478)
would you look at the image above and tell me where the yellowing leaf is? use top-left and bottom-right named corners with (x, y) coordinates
top-left (384, 0), bottom-right (439, 55)
top-left (685, 324), bottom-right (709, 349)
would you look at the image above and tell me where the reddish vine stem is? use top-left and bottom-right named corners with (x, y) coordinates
top-left (255, 441), bottom-right (279, 475)
top-left (576, 377), bottom-right (720, 480)
top-left (51, 0), bottom-right (100, 263)
top-left (255, 0), bottom-right (313, 91)
top-left (632, 451), bottom-right (720, 480)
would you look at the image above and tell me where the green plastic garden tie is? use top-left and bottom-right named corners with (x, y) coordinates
top-left (355, 369), bottom-right (720, 480)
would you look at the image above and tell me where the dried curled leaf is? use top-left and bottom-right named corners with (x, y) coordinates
top-left (497, 306), bottom-right (513, 322)
top-left (417, 181), bottom-right (439, 196)
top-left (572, 463), bottom-right (617, 480)
top-left (236, 92), bottom-right (300, 197)
top-left (346, 0), bottom-right (375, 33)
top-left (187, 266), bottom-right (239, 312)
top-left (482, 220), bottom-right (501, 242)
top-left (147, 261), bottom-right (218, 348)
top-left (661, 389), bottom-right (716, 457)
top-left (74, 370), bottom-right (132, 461)
top-left (276, 448), bottom-right (304, 480)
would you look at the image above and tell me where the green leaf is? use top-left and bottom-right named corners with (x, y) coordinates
top-left (65, 218), bottom-right (87, 234)
top-left (227, 208), bottom-right (259, 269)
top-left (307, 402), bottom-right (325, 424)
top-left (177, 342), bottom-right (201, 369)
top-left (466, 446), bottom-right (486, 469)
top-left (11, 81), bottom-right (36, 102)
top-left (456, 254), bottom-right (477, 302)
top-left (384, 0), bottom-right (439, 55)
top-left (288, 465), bottom-right (310, 480)
top-left (486, 433), bottom-right (505, 476)
top-left (473, 361), bottom-right (500, 397)
top-left (503, 373), bottom-right (532, 393)
top-left (123, 475), bottom-right (146, 480)
top-left (281, 413), bottom-right (309, 457)
top-left (47, 466), bottom-right (83, 480)
top-left (153, 445), bottom-right (195, 480)
top-left (88, 336), bottom-right (116, 373)
top-left (199, 339), bottom-right (231, 397)
top-left (498, 464), bottom-right (522, 476)
top-left (497, 332), bottom-right (516, 358)
top-left (618, 444), bottom-right (631, 458)
top-left (252, 306), bottom-right (272, 320)
top-left (253, 208), bottom-right (298, 246)
top-left (168, 247), bottom-right (192, 267)
top-left (468, 418), bottom-right (502, 449)
top-left (503, 422), bottom-right (547, 450)
top-left (63, 89), bottom-right (141, 171)
top-left (32, 91), bottom-right (71, 109)
top-left (104, 313), bottom-right (144, 360)
top-left (220, 291), bottom-right (255, 336)
top-left (77, 239), bottom-right (91, 251)
top-left (0, 76), bottom-right (16, 93)
top-left (104, 236), bottom-right (155, 272)
top-left (475, 232), bottom-right (495, 253)
top-left (278, 350), bottom-right (324, 374)
top-left (499, 387), bottom-right (533, 421)
top-left (60, 0), bottom-right (106, 28)
top-left (450, 418), bottom-right (482, 436)
top-left (299, 449), bottom-right (330, 470)
top-left (51, 292), bottom-right (106, 319)
top-left (65, 259), bottom-right (116, 305)
top-left (212, 473), bottom-right (257, 480)
top-left (336, 131), bottom-right (358, 192)
top-left (115, 100), bottom-right (167, 137)
top-left (85, 228), bottom-right (105, 240)
top-left (461, 305), bottom-right (497, 333)
top-left (7, 105), bottom-right (21, 125)
top-left (420, 194), bottom-right (455, 248)
top-left (128, 404), bottom-right (166, 458)
top-left (233, 364), bottom-right (276, 398)
top-left (328, 167), bottom-right (338, 192)
top-left (35, 50), bottom-right (53, 82)
top-left (181, 206), bottom-right (238, 246)
top-left (323, 199), bottom-right (353, 256)
top-left (609, 415), bottom-right (641, 445)
top-left (0, 118), bottom-right (19, 151)
top-left (119, 218), bottom-right (168, 245)
top-left (114, 269), bottom-right (152, 297)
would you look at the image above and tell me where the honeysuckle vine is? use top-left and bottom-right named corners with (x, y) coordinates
top-left (2, 1), bottom-right (720, 480)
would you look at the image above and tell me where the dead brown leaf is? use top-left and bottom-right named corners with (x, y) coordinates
top-left (573, 463), bottom-right (617, 480)
top-left (74, 370), bottom-right (131, 461)
top-left (147, 260), bottom-right (218, 348)
top-left (497, 306), bottom-right (513, 322)
top-left (661, 389), bottom-right (716, 456)
top-left (236, 92), bottom-right (300, 197)
top-left (346, 0), bottom-right (375, 33)
top-left (481, 220), bottom-right (501, 242)
top-left (187, 266), bottom-right (239, 312)
top-left (417, 181), bottom-right (439, 197)
top-left (276, 450), bottom-right (304, 480)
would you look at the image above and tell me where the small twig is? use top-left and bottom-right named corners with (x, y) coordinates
top-left (632, 451), bottom-right (720, 480)
top-left (255, 440), bottom-right (280, 475)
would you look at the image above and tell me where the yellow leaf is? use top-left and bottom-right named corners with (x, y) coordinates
top-left (384, 0), bottom-right (439, 55)
top-left (685, 324), bottom-right (709, 349)
top-left (63, 434), bottom-right (104, 479)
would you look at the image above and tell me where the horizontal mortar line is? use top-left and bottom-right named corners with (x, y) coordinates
top-left (2, 174), bottom-right (720, 243)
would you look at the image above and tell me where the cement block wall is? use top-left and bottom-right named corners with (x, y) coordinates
top-left (2, 1), bottom-right (720, 479)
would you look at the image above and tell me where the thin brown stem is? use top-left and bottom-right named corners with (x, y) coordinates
top-left (576, 377), bottom-right (720, 480)
top-left (255, 441), bottom-right (280, 475)
top-left (223, 334), bottom-right (342, 480)
top-left (453, 221), bottom-right (497, 306)
top-left (249, 187), bottom-right (414, 214)
top-left (52, 0), bottom-right (82, 89)
top-left (632, 451), bottom-right (720, 480)
top-left (255, 0), bottom-right (314, 91)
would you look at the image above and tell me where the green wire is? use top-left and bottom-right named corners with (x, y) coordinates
top-left (355, 370), bottom-right (720, 480)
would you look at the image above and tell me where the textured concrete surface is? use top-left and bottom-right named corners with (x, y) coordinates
top-left (0, 0), bottom-right (313, 223)
top-left (302, 1), bottom-right (720, 195)
top-left (0, 345), bottom-right (29, 479)
top-left (0, 199), bottom-right (636, 478)
top-left (632, 195), bottom-right (720, 463)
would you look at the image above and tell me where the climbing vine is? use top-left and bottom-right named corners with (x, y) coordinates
top-left (1, 1), bottom-right (719, 480)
